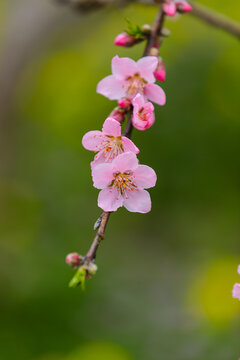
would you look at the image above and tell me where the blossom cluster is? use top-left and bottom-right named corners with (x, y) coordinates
top-left (81, 5), bottom-right (193, 213)
top-left (82, 54), bottom-right (167, 213)
top-left (232, 265), bottom-right (240, 301)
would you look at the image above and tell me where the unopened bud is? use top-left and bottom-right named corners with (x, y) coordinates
top-left (110, 107), bottom-right (126, 123)
top-left (114, 32), bottom-right (137, 47)
top-left (161, 28), bottom-right (171, 37)
top-left (141, 24), bottom-right (151, 35)
top-left (154, 58), bottom-right (166, 82)
top-left (148, 47), bottom-right (159, 57)
top-left (177, 2), bottom-right (193, 13)
top-left (66, 253), bottom-right (82, 268)
top-left (88, 263), bottom-right (98, 276)
top-left (118, 98), bottom-right (131, 110)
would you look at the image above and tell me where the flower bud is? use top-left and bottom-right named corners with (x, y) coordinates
top-left (114, 32), bottom-right (137, 47)
top-left (177, 2), bottom-right (193, 13)
top-left (110, 107), bottom-right (126, 123)
top-left (88, 262), bottom-right (98, 276)
top-left (141, 24), bottom-right (151, 35)
top-left (118, 98), bottom-right (131, 110)
top-left (148, 47), bottom-right (159, 57)
top-left (154, 58), bottom-right (166, 82)
top-left (66, 253), bottom-right (82, 268)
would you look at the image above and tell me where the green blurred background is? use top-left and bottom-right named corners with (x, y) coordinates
top-left (0, 0), bottom-right (240, 359)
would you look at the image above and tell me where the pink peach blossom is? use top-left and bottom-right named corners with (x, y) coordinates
top-left (154, 59), bottom-right (166, 82)
top-left (163, 0), bottom-right (192, 17)
top-left (232, 283), bottom-right (240, 300)
top-left (82, 117), bottom-right (139, 168)
top-left (92, 152), bottom-right (157, 213)
top-left (114, 32), bottom-right (137, 47)
top-left (97, 55), bottom-right (166, 106)
top-left (132, 94), bottom-right (155, 131)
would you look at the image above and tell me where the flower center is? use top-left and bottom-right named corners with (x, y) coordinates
top-left (110, 171), bottom-right (137, 197)
top-left (99, 136), bottom-right (124, 161)
top-left (138, 107), bottom-right (148, 122)
top-left (125, 73), bottom-right (147, 98)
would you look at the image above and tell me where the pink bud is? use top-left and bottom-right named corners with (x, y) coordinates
top-left (177, 1), bottom-right (193, 13)
top-left (118, 98), bottom-right (131, 109)
top-left (114, 32), bottom-right (137, 47)
top-left (149, 47), bottom-right (159, 56)
top-left (154, 59), bottom-right (166, 82)
top-left (109, 107), bottom-right (126, 123)
top-left (66, 253), bottom-right (82, 268)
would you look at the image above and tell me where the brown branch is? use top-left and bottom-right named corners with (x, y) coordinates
top-left (189, 2), bottom-right (240, 39)
top-left (56, 0), bottom-right (240, 39)
top-left (84, 211), bottom-right (111, 262)
top-left (82, 5), bottom-right (165, 265)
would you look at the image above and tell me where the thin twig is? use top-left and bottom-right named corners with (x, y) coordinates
top-left (189, 1), bottom-right (240, 39)
top-left (56, 0), bottom-right (240, 40)
top-left (82, 5), bottom-right (165, 264)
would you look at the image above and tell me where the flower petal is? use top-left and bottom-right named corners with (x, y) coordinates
top-left (82, 130), bottom-right (103, 151)
top-left (145, 83), bottom-right (166, 106)
top-left (132, 93), bottom-right (145, 108)
top-left (137, 56), bottom-right (158, 83)
top-left (98, 188), bottom-right (123, 212)
top-left (112, 152), bottom-right (139, 173)
top-left (112, 55), bottom-right (138, 80)
top-left (238, 265), bottom-right (240, 275)
top-left (102, 117), bottom-right (121, 137)
top-left (122, 137), bottom-right (140, 154)
top-left (97, 75), bottom-right (125, 100)
top-left (232, 283), bottom-right (240, 300)
top-left (133, 165), bottom-right (157, 188)
top-left (123, 189), bottom-right (151, 213)
top-left (91, 163), bottom-right (114, 189)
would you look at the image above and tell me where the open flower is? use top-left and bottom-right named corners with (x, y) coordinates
top-left (163, 0), bottom-right (192, 16)
top-left (97, 55), bottom-right (166, 106)
top-left (232, 265), bottom-right (240, 301)
top-left (92, 152), bottom-right (157, 213)
top-left (232, 284), bottom-right (240, 300)
top-left (132, 94), bottom-right (155, 131)
top-left (82, 117), bottom-right (139, 168)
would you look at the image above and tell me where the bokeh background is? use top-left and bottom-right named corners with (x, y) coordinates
top-left (0, 0), bottom-right (240, 359)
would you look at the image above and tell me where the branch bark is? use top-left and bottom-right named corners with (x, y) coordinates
top-left (189, 1), bottom-right (240, 39)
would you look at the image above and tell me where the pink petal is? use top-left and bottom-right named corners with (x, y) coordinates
top-left (82, 130), bottom-right (103, 151)
top-left (112, 55), bottom-right (138, 80)
top-left (133, 165), bottom-right (157, 188)
top-left (137, 56), bottom-right (158, 83)
top-left (91, 150), bottom-right (106, 169)
top-left (123, 189), bottom-right (151, 213)
top-left (232, 283), bottom-right (240, 300)
top-left (237, 265), bottom-right (240, 275)
top-left (163, 2), bottom-right (177, 16)
top-left (97, 75), bottom-right (125, 100)
top-left (145, 83), bottom-right (166, 106)
top-left (91, 163), bottom-right (114, 189)
top-left (98, 188), bottom-right (123, 212)
top-left (102, 117), bottom-right (121, 137)
top-left (112, 152), bottom-right (139, 173)
top-left (122, 137), bottom-right (140, 154)
top-left (132, 93), bottom-right (145, 108)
